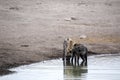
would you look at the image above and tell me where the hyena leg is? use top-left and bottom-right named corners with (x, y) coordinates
top-left (74, 55), bottom-right (77, 65)
top-left (71, 56), bottom-right (74, 64)
top-left (77, 55), bottom-right (80, 66)
top-left (80, 55), bottom-right (85, 61)
top-left (85, 54), bottom-right (87, 62)
top-left (77, 55), bottom-right (79, 62)
top-left (83, 54), bottom-right (88, 66)
top-left (71, 52), bottom-right (76, 63)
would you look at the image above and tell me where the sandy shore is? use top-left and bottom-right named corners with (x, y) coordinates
top-left (0, 0), bottom-right (120, 69)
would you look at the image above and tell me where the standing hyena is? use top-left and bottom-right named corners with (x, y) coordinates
top-left (71, 43), bottom-right (88, 64)
top-left (63, 38), bottom-right (74, 61)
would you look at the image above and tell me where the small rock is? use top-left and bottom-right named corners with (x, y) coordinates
top-left (71, 17), bottom-right (77, 20)
top-left (9, 7), bottom-right (19, 10)
top-left (21, 45), bottom-right (29, 47)
top-left (64, 17), bottom-right (71, 21)
top-left (80, 35), bottom-right (87, 39)
top-left (64, 17), bottom-right (77, 21)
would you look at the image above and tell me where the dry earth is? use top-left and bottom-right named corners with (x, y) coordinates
top-left (0, 0), bottom-right (120, 69)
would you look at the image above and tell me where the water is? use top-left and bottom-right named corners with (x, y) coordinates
top-left (0, 54), bottom-right (120, 80)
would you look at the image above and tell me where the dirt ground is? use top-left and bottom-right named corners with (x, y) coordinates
top-left (0, 0), bottom-right (120, 69)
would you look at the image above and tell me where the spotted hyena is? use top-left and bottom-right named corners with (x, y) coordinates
top-left (71, 43), bottom-right (88, 63)
top-left (63, 38), bottom-right (75, 61)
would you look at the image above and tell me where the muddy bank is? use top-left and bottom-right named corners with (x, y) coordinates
top-left (0, 69), bottom-right (15, 76)
top-left (0, 48), bottom-right (62, 69)
top-left (0, 42), bottom-right (120, 69)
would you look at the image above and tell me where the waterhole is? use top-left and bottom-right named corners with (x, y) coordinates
top-left (0, 54), bottom-right (120, 80)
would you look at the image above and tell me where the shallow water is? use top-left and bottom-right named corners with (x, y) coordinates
top-left (0, 54), bottom-right (120, 80)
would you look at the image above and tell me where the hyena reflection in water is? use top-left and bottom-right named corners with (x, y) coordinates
top-left (70, 43), bottom-right (88, 66)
